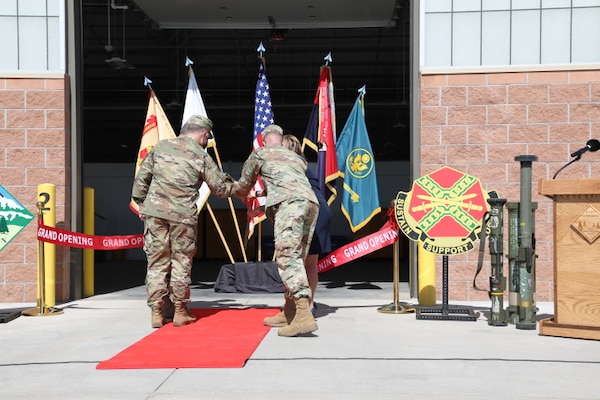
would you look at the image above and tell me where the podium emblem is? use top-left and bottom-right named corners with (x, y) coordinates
top-left (571, 205), bottom-right (600, 244)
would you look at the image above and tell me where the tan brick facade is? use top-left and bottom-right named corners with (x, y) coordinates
top-left (0, 76), bottom-right (70, 303)
top-left (421, 69), bottom-right (600, 302)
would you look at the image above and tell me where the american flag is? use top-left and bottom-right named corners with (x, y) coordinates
top-left (247, 56), bottom-right (273, 237)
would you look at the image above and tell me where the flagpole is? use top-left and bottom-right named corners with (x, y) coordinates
top-left (210, 142), bottom-right (248, 262)
top-left (257, 223), bottom-right (262, 261)
top-left (205, 203), bottom-right (235, 264)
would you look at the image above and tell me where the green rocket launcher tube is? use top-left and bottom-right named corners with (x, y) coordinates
top-left (514, 155), bottom-right (538, 330)
top-left (507, 201), bottom-right (519, 324)
top-left (487, 197), bottom-right (508, 326)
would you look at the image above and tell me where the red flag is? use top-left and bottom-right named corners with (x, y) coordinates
top-left (303, 65), bottom-right (339, 205)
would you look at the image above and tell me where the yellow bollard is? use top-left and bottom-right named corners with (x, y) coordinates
top-left (83, 187), bottom-right (95, 297)
top-left (37, 183), bottom-right (56, 307)
top-left (417, 241), bottom-right (437, 306)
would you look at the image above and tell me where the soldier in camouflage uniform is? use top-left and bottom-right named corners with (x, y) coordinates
top-left (232, 124), bottom-right (319, 337)
top-left (282, 134), bottom-right (332, 316)
top-left (132, 115), bottom-right (235, 328)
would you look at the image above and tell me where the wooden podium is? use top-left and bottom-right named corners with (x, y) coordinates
top-left (538, 178), bottom-right (600, 340)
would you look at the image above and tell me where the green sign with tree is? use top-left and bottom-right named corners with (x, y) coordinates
top-left (0, 185), bottom-right (34, 252)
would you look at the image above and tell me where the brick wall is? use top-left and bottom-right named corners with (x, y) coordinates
top-left (420, 69), bottom-right (600, 301)
top-left (0, 76), bottom-right (70, 303)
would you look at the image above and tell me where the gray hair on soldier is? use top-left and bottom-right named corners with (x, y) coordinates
top-left (181, 115), bottom-right (213, 135)
top-left (262, 124), bottom-right (283, 145)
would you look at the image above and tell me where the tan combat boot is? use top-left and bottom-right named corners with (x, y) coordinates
top-left (173, 302), bottom-right (197, 327)
top-left (151, 307), bottom-right (165, 328)
top-left (162, 295), bottom-right (174, 321)
top-left (263, 296), bottom-right (295, 327)
top-left (278, 297), bottom-right (318, 337)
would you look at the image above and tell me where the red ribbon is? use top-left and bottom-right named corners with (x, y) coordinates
top-left (37, 221), bottom-right (144, 250)
top-left (317, 214), bottom-right (399, 273)
top-left (36, 210), bottom-right (401, 268)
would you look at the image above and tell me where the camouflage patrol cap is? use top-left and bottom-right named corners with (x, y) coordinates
top-left (262, 124), bottom-right (283, 136)
top-left (185, 115), bottom-right (213, 131)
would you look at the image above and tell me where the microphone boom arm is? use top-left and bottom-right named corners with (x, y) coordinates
top-left (552, 157), bottom-right (579, 179)
top-left (553, 139), bottom-right (600, 179)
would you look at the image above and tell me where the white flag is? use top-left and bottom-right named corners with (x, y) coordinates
top-left (182, 59), bottom-right (213, 212)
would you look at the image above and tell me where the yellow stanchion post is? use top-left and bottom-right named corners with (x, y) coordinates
top-left (37, 184), bottom-right (56, 307)
top-left (83, 187), bottom-right (95, 297)
top-left (418, 241), bottom-right (437, 306)
top-left (22, 201), bottom-right (63, 317)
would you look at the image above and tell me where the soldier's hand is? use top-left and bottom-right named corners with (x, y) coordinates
top-left (249, 189), bottom-right (266, 198)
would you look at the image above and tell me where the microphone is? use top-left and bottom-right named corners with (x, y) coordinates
top-left (554, 139), bottom-right (600, 178)
top-left (571, 139), bottom-right (600, 158)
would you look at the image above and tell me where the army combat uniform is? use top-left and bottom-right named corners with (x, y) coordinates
top-left (234, 143), bottom-right (319, 299)
top-left (132, 135), bottom-right (234, 313)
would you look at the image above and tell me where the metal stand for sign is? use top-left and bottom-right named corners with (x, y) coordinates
top-left (416, 255), bottom-right (478, 321)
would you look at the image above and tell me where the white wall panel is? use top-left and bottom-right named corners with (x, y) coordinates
top-left (425, 13), bottom-right (452, 67)
top-left (572, 7), bottom-right (600, 62)
top-left (453, 12), bottom-right (481, 66)
top-left (19, 16), bottom-right (47, 69)
top-left (482, 11), bottom-right (510, 65)
top-left (0, 17), bottom-right (18, 69)
top-left (511, 10), bottom-right (541, 64)
top-left (541, 9), bottom-right (571, 64)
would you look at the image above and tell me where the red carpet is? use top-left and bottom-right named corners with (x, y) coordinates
top-left (96, 308), bottom-right (278, 369)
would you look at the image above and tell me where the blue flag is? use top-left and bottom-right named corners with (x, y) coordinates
top-left (336, 92), bottom-right (381, 232)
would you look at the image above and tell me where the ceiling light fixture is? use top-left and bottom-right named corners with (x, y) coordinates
top-left (104, 0), bottom-right (135, 70)
top-left (165, 98), bottom-right (182, 109)
top-left (105, 56), bottom-right (135, 69)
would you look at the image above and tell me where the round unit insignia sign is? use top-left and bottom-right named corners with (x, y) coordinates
top-left (394, 166), bottom-right (490, 255)
top-left (346, 148), bottom-right (374, 179)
